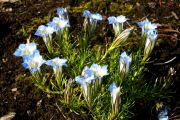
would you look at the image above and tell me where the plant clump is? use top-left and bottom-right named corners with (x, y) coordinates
top-left (14, 7), bottom-right (174, 120)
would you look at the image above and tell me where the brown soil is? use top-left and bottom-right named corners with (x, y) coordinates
top-left (0, 0), bottom-right (180, 120)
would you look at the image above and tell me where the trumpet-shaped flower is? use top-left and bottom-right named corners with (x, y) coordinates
top-left (83, 10), bottom-right (102, 21)
top-left (13, 42), bottom-right (37, 58)
top-left (109, 82), bottom-right (121, 104)
top-left (50, 17), bottom-right (70, 30)
top-left (35, 25), bottom-right (55, 54)
top-left (147, 29), bottom-right (158, 41)
top-left (90, 13), bottom-right (103, 21)
top-left (137, 19), bottom-right (158, 34)
top-left (47, 22), bottom-right (59, 32)
top-left (75, 66), bottom-right (96, 85)
top-left (57, 7), bottom-right (68, 20)
top-left (82, 10), bottom-right (102, 25)
top-left (108, 15), bottom-right (128, 36)
top-left (75, 75), bottom-right (95, 98)
top-left (143, 29), bottom-right (158, 60)
top-left (158, 108), bottom-right (168, 120)
top-left (35, 25), bottom-right (55, 37)
top-left (137, 19), bottom-right (149, 28)
top-left (89, 13), bottom-right (102, 26)
top-left (82, 66), bottom-right (93, 77)
top-left (108, 15), bottom-right (128, 24)
top-left (109, 82), bottom-right (121, 118)
top-left (145, 30), bottom-right (158, 50)
top-left (81, 66), bottom-right (96, 83)
top-left (22, 50), bottom-right (46, 73)
top-left (90, 63), bottom-right (108, 78)
top-left (46, 57), bottom-right (67, 69)
top-left (82, 10), bottom-right (91, 17)
top-left (108, 16), bottom-right (117, 24)
top-left (75, 76), bottom-right (88, 96)
top-left (47, 17), bottom-right (70, 32)
top-left (35, 25), bottom-right (47, 37)
top-left (116, 15), bottom-right (128, 23)
top-left (119, 51), bottom-right (132, 74)
top-left (75, 75), bottom-right (95, 85)
top-left (46, 57), bottom-right (67, 80)
top-left (75, 66), bottom-right (96, 101)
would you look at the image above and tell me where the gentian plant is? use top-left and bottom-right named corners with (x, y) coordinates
top-left (35, 25), bottom-right (55, 54)
top-left (109, 82), bottom-right (121, 119)
top-left (143, 29), bottom-right (158, 61)
top-left (14, 7), bottom-right (174, 120)
top-left (119, 51), bottom-right (132, 80)
top-left (45, 57), bottom-right (67, 82)
top-left (80, 10), bottom-right (103, 50)
top-left (75, 65), bottom-right (96, 106)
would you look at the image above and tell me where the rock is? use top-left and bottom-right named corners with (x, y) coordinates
top-left (0, 0), bottom-right (9, 3)
top-left (0, 112), bottom-right (16, 120)
top-left (0, 0), bottom-right (19, 3)
top-left (11, 88), bottom-right (17, 92)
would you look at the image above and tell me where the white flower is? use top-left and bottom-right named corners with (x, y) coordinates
top-left (46, 26), bottom-right (55, 34)
top-left (116, 15), bottom-right (128, 23)
top-left (90, 63), bottom-right (108, 78)
top-left (35, 25), bottom-right (55, 37)
top-left (109, 82), bottom-right (121, 104)
top-left (119, 51), bottom-right (132, 74)
top-left (13, 42), bottom-right (37, 57)
top-left (82, 66), bottom-right (95, 80)
top-left (75, 76), bottom-right (88, 96)
top-left (137, 19), bottom-right (158, 34)
top-left (90, 13), bottom-right (103, 21)
top-left (57, 7), bottom-right (68, 20)
top-left (108, 15), bottom-right (128, 36)
top-left (22, 50), bottom-right (46, 72)
top-left (144, 29), bottom-right (158, 59)
top-left (108, 15), bottom-right (128, 24)
top-left (158, 108), bottom-right (168, 120)
top-left (46, 57), bottom-right (67, 69)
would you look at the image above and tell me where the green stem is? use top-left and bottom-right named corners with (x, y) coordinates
top-left (101, 48), bottom-right (111, 61)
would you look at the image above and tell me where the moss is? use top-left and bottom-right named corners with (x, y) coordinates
top-left (70, 0), bottom-right (134, 16)
top-left (70, 1), bottom-right (92, 13)
top-left (16, 16), bottom-right (50, 38)
top-left (15, 74), bottom-right (32, 82)
top-left (109, 2), bottom-right (133, 15)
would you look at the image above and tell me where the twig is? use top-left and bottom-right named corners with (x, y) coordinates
top-left (153, 57), bottom-right (176, 65)
top-left (26, 34), bottom-right (31, 44)
top-left (55, 103), bottom-right (67, 119)
top-left (159, 29), bottom-right (180, 34)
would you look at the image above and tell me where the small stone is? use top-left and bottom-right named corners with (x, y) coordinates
top-left (11, 88), bottom-right (17, 92)
top-left (13, 96), bottom-right (16, 100)
top-left (0, 112), bottom-right (16, 120)
top-left (9, 0), bottom-right (19, 3)
top-left (2, 58), bottom-right (8, 63)
top-left (6, 8), bottom-right (12, 12)
top-left (36, 99), bottom-right (42, 107)
top-left (27, 110), bottom-right (31, 115)
top-left (47, 94), bottom-right (51, 98)
top-left (0, 0), bottom-right (9, 3)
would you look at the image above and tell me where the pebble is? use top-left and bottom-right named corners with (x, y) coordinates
top-left (0, 112), bottom-right (16, 120)
top-left (11, 88), bottom-right (17, 92)
top-left (0, 0), bottom-right (19, 3)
